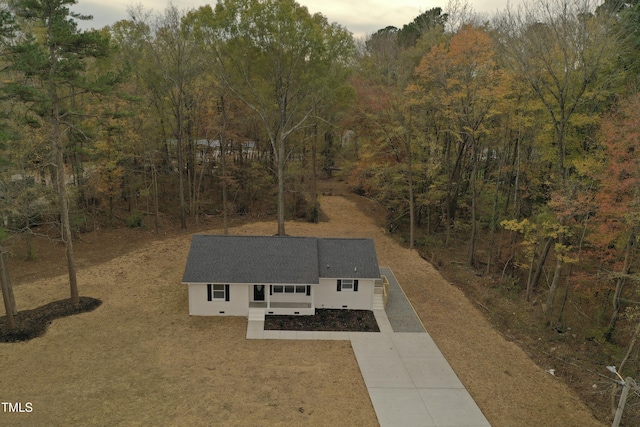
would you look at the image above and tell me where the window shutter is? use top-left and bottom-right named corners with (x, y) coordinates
top-left (207, 284), bottom-right (212, 301)
top-left (354, 280), bottom-right (359, 292)
top-left (306, 286), bottom-right (311, 296)
top-left (225, 284), bottom-right (230, 302)
top-left (269, 286), bottom-right (272, 295)
top-left (337, 280), bottom-right (342, 291)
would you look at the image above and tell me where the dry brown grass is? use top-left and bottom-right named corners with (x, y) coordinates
top-left (0, 193), bottom-right (604, 426)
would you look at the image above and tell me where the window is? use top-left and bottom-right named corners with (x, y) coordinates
top-left (207, 284), bottom-right (229, 301)
top-left (337, 279), bottom-right (359, 292)
top-left (272, 285), bottom-right (309, 294)
top-left (212, 284), bottom-right (225, 299)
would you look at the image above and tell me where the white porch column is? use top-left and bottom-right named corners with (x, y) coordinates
top-left (267, 285), bottom-right (271, 309)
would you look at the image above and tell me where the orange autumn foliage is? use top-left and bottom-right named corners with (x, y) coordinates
top-left (594, 93), bottom-right (640, 265)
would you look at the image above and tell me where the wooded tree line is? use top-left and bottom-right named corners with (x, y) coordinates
top-left (350, 2), bottom-right (640, 419)
top-left (352, 0), bottom-right (640, 349)
top-left (1, 0), bottom-right (640, 385)
top-left (0, 0), bottom-right (353, 325)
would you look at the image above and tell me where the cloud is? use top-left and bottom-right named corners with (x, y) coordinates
top-left (299, 0), bottom-right (442, 37)
top-left (71, 0), bottom-right (513, 36)
top-left (71, 1), bottom-right (129, 29)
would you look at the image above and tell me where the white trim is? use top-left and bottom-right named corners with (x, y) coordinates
top-left (210, 284), bottom-right (226, 300)
top-left (341, 279), bottom-right (354, 291)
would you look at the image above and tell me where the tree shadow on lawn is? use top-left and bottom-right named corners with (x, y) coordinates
top-left (265, 309), bottom-right (380, 332)
top-left (0, 297), bottom-right (102, 343)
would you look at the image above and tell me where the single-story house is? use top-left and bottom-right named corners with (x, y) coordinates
top-left (181, 234), bottom-right (381, 316)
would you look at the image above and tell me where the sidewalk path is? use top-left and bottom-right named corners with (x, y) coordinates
top-left (247, 268), bottom-right (491, 427)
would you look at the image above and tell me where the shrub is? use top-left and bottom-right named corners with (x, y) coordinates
top-left (126, 211), bottom-right (144, 228)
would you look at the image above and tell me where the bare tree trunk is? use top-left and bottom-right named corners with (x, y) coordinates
top-left (177, 133), bottom-right (187, 229)
top-left (557, 214), bottom-right (590, 327)
top-left (406, 136), bottom-right (415, 250)
top-left (525, 245), bottom-right (537, 300)
top-left (220, 95), bottom-right (229, 235)
top-left (188, 136), bottom-right (196, 220)
top-left (195, 151), bottom-right (207, 226)
top-left (545, 252), bottom-right (563, 323)
top-left (152, 162), bottom-right (159, 235)
top-left (50, 86), bottom-right (79, 304)
top-left (277, 134), bottom-right (286, 236)
top-left (0, 250), bottom-right (16, 316)
top-left (527, 237), bottom-right (553, 300)
top-left (468, 145), bottom-right (479, 266)
top-left (486, 165), bottom-right (502, 275)
top-left (469, 189), bottom-right (477, 265)
top-left (0, 249), bottom-right (16, 330)
top-left (176, 86), bottom-right (188, 230)
top-left (25, 217), bottom-right (35, 260)
top-left (605, 235), bottom-right (634, 342)
top-left (55, 130), bottom-right (80, 304)
top-left (445, 206), bottom-right (452, 246)
top-left (311, 125), bottom-right (319, 223)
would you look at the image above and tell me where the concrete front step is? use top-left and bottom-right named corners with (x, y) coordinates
top-left (248, 308), bottom-right (266, 322)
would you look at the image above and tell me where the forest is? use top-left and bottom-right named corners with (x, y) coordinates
top-left (1, 0), bottom-right (640, 423)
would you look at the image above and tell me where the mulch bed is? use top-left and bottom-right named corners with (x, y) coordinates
top-left (0, 297), bottom-right (102, 342)
top-left (264, 309), bottom-right (380, 332)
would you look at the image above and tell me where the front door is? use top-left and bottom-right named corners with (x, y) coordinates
top-left (254, 285), bottom-right (265, 301)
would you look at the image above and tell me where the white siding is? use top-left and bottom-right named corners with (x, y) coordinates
top-left (187, 283), bottom-right (249, 316)
top-left (187, 279), bottom-right (376, 316)
top-left (315, 278), bottom-right (375, 310)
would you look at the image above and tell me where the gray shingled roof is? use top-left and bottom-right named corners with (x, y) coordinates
top-left (182, 235), bottom-right (319, 284)
top-left (317, 238), bottom-right (380, 279)
top-left (182, 235), bottom-right (380, 284)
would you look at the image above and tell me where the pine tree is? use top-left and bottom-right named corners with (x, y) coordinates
top-left (2, 0), bottom-right (124, 303)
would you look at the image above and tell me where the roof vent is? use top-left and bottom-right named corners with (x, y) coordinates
top-left (326, 263), bottom-right (330, 269)
top-left (354, 266), bottom-right (357, 272)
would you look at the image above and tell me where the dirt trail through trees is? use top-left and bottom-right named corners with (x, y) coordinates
top-left (0, 195), bottom-right (602, 426)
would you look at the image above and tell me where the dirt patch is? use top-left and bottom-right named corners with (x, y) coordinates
top-left (0, 297), bottom-right (102, 342)
top-left (265, 309), bottom-right (379, 332)
top-left (0, 183), bottom-right (604, 426)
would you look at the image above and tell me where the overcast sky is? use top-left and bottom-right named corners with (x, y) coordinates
top-left (71, 0), bottom-right (512, 38)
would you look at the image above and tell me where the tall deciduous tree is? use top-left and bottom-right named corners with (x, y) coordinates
top-left (189, 0), bottom-right (354, 235)
top-left (2, 0), bottom-right (123, 304)
top-left (494, 0), bottom-right (622, 181)
top-left (126, 5), bottom-right (206, 230)
top-left (594, 93), bottom-right (640, 341)
top-left (351, 9), bottom-right (447, 249)
top-left (410, 25), bottom-right (502, 261)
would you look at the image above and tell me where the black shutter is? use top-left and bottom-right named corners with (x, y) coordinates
top-left (207, 284), bottom-right (212, 301)
top-left (337, 280), bottom-right (342, 291)
top-left (225, 284), bottom-right (230, 301)
top-left (270, 285), bottom-right (272, 295)
top-left (306, 285), bottom-right (311, 296)
top-left (354, 280), bottom-right (359, 292)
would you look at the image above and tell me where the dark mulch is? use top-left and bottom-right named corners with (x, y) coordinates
top-left (264, 309), bottom-right (380, 332)
top-left (0, 297), bottom-right (102, 343)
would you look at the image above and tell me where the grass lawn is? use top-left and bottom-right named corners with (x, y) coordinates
top-left (0, 194), bottom-right (604, 426)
